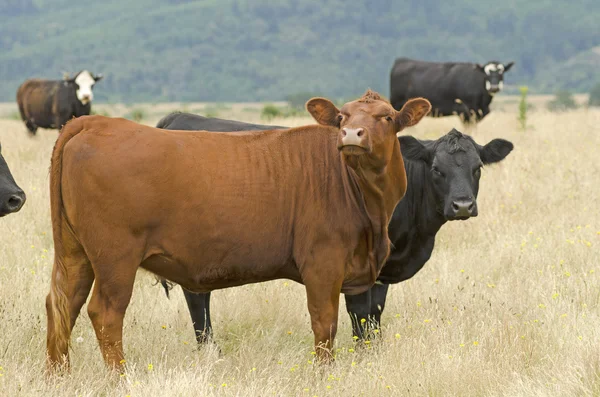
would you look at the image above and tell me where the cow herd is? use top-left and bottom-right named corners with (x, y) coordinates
top-left (0, 57), bottom-right (516, 373)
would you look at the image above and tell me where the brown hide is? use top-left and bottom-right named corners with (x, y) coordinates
top-left (46, 91), bottom-right (430, 371)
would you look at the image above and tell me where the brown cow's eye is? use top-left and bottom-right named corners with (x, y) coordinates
top-left (337, 114), bottom-right (343, 122)
top-left (385, 116), bottom-right (393, 122)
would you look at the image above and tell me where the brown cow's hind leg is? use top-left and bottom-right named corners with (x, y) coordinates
top-left (87, 259), bottom-right (137, 371)
top-left (46, 236), bottom-right (94, 371)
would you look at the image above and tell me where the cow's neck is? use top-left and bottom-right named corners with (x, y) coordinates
top-left (482, 91), bottom-right (494, 107)
top-left (396, 159), bottom-right (446, 240)
top-left (342, 140), bottom-right (407, 276)
top-left (377, 159), bottom-right (446, 283)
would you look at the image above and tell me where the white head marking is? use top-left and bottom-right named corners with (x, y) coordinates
top-left (74, 70), bottom-right (96, 105)
top-left (483, 64), bottom-right (497, 75)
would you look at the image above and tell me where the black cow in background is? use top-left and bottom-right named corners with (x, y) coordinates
top-left (390, 58), bottom-right (514, 124)
top-left (16, 70), bottom-right (103, 135)
top-left (0, 143), bottom-right (26, 217)
top-left (157, 113), bottom-right (513, 343)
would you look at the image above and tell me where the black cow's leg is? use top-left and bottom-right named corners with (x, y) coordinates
top-left (479, 106), bottom-right (490, 121)
top-left (345, 288), bottom-right (373, 341)
top-left (56, 115), bottom-right (70, 131)
top-left (345, 283), bottom-right (391, 341)
top-left (182, 289), bottom-right (213, 345)
top-left (18, 104), bottom-right (37, 135)
top-left (368, 283), bottom-right (390, 333)
top-left (25, 121), bottom-right (38, 135)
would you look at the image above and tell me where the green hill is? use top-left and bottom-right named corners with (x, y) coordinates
top-left (0, 0), bottom-right (598, 102)
top-left (536, 47), bottom-right (600, 92)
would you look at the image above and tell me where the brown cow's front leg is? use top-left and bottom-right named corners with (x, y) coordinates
top-left (302, 254), bottom-right (344, 363)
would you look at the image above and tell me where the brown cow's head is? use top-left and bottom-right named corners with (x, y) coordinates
top-left (306, 90), bottom-right (430, 168)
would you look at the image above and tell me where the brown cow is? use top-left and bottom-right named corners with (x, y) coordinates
top-left (46, 90), bottom-right (431, 371)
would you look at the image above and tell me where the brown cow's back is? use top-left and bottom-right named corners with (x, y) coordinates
top-left (60, 116), bottom-right (370, 292)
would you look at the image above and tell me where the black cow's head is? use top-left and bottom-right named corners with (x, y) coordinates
top-left (475, 61), bottom-right (514, 95)
top-left (400, 129), bottom-right (513, 220)
top-left (63, 70), bottom-right (103, 105)
top-left (0, 143), bottom-right (26, 217)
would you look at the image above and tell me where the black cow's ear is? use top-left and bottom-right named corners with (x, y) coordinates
top-left (306, 98), bottom-right (340, 127)
top-left (503, 62), bottom-right (514, 72)
top-left (478, 138), bottom-right (513, 164)
top-left (399, 135), bottom-right (430, 163)
top-left (395, 98), bottom-right (431, 131)
top-left (94, 73), bottom-right (104, 82)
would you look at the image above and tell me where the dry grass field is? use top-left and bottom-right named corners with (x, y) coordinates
top-left (0, 100), bottom-right (599, 396)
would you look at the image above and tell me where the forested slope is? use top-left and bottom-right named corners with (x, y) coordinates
top-left (0, 0), bottom-right (598, 102)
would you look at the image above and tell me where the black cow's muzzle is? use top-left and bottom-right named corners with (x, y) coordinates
top-left (446, 199), bottom-right (477, 220)
top-left (0, 189), bottom-right (26, 216)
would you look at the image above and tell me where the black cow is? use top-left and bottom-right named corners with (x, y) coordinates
top-left (158, 113), bottom-right (513, 343)
top-left (16, 70), bottom-right (103, 135)
top-left (345, 129), bottom-right (512, 338)
top-left (390, 58), bottom-right (514, 123)
top-left (0, 143), bottom-right (26, 217)
top-left (156, 112), bottom-right (285, 131)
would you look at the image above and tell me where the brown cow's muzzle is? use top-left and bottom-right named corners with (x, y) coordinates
top-left (337, 127), bottom-right (370, 154)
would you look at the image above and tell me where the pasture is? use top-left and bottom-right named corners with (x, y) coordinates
top-left (0, 100), bottom-right (599, 396)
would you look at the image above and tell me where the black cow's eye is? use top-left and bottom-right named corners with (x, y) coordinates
top-left (473, 167), bottom-right (481, 177)
top-left (432, 166), bottom-right (444, 177)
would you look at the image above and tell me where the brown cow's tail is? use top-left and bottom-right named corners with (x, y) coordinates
top-left (47, 118), bottom-right (85, 365)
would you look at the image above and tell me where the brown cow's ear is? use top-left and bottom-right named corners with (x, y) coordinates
top-left (306, 98), bottom-right (340, 127)
top-left (395, 98), bottom-right (431, 131)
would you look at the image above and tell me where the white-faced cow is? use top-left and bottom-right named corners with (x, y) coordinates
top-left (16, 70), bottom-right (103, 135)
top-left (0, 143), bottom-right (26, 217)
top-left (156, 113), bottom-right (513, 344)
top-left (390, 58), bottom-right (514, 123)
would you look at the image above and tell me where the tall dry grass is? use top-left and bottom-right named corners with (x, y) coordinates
top-left (0, 104), bottom-right (599, 396)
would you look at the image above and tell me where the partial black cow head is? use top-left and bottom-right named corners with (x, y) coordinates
top-left (475, 61), bottom-right (514, 95)
top-left (63, 70), bottom-right (103, 105)
top-left (400, 129), bottom-right (513, 220)
top-left (0, 143), bottom-right (26, 217)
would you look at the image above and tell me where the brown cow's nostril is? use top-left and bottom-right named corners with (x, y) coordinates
top-left (341, 129), bottom-right (347, 137)
top-left (356, 128), bottom-right (364, 137)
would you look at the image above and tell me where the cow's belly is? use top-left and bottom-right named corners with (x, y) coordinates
top-left (140, 249), bottom-right (301, 293)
